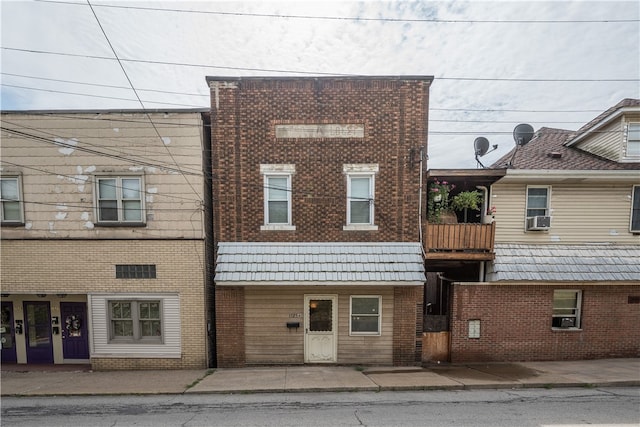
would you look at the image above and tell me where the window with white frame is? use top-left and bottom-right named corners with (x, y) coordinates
top-left (626, 123), bottom-right (640, 157)
top-left (552, 290), bottom-right (582, 329)
top-left (0, 176), bottom-right (23, 224)
top-left (109, 300), bottom-right (162, 343)
top-left (631, 185), bottom-right (640, 233)
top-left (96, 176), bottom-right (144, 224)
top-left (260, 164), bottom-right (295, 230)
top-left (344, 164), bottom-right (378, 230)
top-left (350, 296), bottom-right (381, 335)
top-left (526, 186), bottom-right (550, 217)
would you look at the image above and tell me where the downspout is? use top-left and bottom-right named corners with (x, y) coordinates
top-left (476, 185), bottom-right (488, 282)
top-left (418, 148), bottom-right (424, 250)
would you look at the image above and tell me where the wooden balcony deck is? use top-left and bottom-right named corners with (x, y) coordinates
top-left (424, 222), bottom-right (495, 260)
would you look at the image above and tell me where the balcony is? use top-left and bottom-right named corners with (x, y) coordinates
top-left (424, 222), bottom-right (495, 261)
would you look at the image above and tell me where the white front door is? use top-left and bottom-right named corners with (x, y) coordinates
top-left (304, 295), bottom-right (337, 363)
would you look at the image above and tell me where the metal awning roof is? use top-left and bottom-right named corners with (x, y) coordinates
top-left (486, 243), bottom-right (640, 282)
top-left (215, 242), bottom-right (425, 286)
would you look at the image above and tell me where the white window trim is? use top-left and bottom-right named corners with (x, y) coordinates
top-left (624, 122), bottom-right (640, 160)
top-left (94, 175), bottom-right (145, 225)
top-left (108, 299), bottom-right (164, 344)
top-left (525, 185), bottom-right (551, 226)
top-left (260, 164), bottom-right (295, 231)
top-left (0, 175), bottom-right (24, 224)
top-left (551, 289), bottom-right (582, 330)
top-left (344, 164), bottom-right (378, 230)
top-left (349, 295), bottom-right (382, 336)
top-left (631, 185), bottom-right (640, 233)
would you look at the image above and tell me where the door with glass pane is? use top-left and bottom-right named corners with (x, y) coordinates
top-left (304, 295), bottom-right (337, 363)
top-left (24, 301), bottom-right (54, 364)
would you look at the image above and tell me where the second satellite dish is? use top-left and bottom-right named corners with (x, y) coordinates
top-left (474, 137), bottom-right (490, 156)
top-left (513, 123), bottom-right (534, 146)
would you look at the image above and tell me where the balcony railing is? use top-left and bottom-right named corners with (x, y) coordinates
top-left (424, 222), bottom-right (495, 260)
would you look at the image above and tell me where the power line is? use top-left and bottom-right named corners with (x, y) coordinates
top-left (3, 47), bottom-right (638, 82)
top-left (34, 0), bottom-right (640, 24)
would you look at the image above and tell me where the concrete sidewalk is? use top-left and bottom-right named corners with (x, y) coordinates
top-left (1, 358), bottom-right (639, 396)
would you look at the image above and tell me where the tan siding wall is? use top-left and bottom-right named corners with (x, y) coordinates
top-left (575, 119), bottom-right (624, 161)
top-left (492, 183), bottom-right (640, 244)
top-left (1, 240), bottom-right (207, 369)
top-left (0, 112), bottom-right (205, 240)
top-left (243, 286), bottom-right (394, 365)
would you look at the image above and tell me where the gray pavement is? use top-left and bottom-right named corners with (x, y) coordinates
top-left (1, 358), bottom-right (639, 396)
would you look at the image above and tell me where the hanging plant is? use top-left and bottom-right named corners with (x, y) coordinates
top-left (427, 178), bottom-right (454, 223)
top-left (450, 190), bottom-right (483, 223)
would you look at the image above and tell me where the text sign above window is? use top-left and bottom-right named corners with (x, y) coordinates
top-left (275, 124), bottom-right (364, 139)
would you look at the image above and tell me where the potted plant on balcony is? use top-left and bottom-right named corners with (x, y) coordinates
top-left (427, 179), bottom-right (457, 223)
top-left (450, 190), bottom-right (483, 223)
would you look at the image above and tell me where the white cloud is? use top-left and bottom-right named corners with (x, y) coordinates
top-left (1, 1), bottom-right (638, 168)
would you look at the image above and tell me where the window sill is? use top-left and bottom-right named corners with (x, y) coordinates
top-left (343, 224), bottom-right (378, 231)
top-left (260, 225), bottom-right (296, 231)
top-left (0, 222), bottom-right (25, 227)
top-left (95, 222), bottom-right (146, 227)
top-left (349, 332), bottom-right (381, 336)
top-left (551, 328), bottom-right (583, 332)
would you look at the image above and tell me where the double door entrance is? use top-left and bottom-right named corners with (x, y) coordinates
top-left (0, 301), bottom-right (89, 364)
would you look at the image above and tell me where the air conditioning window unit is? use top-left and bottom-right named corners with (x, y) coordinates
top-left (527, 215), bottom-right (551, 231)
top-left (560, 317), bottom-right (576, 328)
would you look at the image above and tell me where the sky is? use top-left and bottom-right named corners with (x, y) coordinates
top-left (1, 0), bottom-right (639, 168)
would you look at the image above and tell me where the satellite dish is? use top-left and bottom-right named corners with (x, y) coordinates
top-left (474, 137), bottom-right (490, 156)
top-left (513, 123), bottom-right (534, 146)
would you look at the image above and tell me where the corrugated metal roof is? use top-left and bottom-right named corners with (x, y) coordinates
top-left (486, 244), bottom-right (640, 282)
top-left (215, 242), bottom-right (425, 285)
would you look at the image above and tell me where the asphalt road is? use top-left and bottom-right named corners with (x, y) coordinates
top-left (2, 387), bottom-right (639, 427)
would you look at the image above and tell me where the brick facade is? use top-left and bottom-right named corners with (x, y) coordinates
top-left (209, 77), bottom-right (432, 367)
top-left (450, 284), bottom-right (640, 362)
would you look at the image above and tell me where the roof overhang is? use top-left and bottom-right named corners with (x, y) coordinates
top-left (565, 105), bottom-right (640, 147)
top-left (497, 169), bottom-right (640, 184)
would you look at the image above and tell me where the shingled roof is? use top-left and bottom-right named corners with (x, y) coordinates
top-left (491, 99), bottom-right (640, 170)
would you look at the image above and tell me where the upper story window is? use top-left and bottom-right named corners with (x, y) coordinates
top-left (0, 176), bottom-right (23, 224)
top-left (631, 185), bottom-right (640, 233)
top-left (343, 164), bottom-right (378, 231)
top-left (96, 176), bottom-right (144, 225)
top-left (526, 186), bottom-right (550, 217)
top-left (625, 123), bottom-right (640, 158)
top-left (260, 164), bottom-right (295, 231)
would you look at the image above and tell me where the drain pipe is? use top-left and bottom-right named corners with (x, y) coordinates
top-left (476, 185), bottom-right (489, 223)
top-left (418, 148), bottom-right (424, 250)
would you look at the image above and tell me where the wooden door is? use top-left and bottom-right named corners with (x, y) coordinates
top-left (304, 295), bottom-right (337, 363)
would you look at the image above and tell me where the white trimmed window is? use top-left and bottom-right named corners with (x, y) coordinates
top-left (0, 176), bottom-right (23, 224)
top-left (552, 290), bottom-right (582, 329)
top-left (96, 176), bottom-right (144, 224)
top-left (631, 185), bottom-right (640, 233)
top-left (109, 300), bottom-right (162, 343)
top-left (344, 164), bottom-right (378, 230)
top-left (260, 164), bottom-right (295, 231)
top-left (625, 123), bottom-right (640, 158)
top-left (350, 296), bottom-right (381, 335)
top-left (526, 186), bottom-right (550, 217)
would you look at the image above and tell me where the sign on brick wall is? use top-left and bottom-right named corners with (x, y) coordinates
top-left (275, 124), bottom-right (364, 139)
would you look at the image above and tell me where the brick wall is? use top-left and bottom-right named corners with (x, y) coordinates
top-left (209, 77), bottom-right (431, 244)
top-left (1, 239), bottom-right (207, 370)
top-left (393, 286), bottom-right (419, 366)
top-left (451, 284), bottom-right (640, 362)
top-left (215, 286), bottom-right (245, 367)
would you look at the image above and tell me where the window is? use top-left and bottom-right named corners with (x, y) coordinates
top-left (96, 176), bottom-right (144, 224)
top-left (552, 290), bottom-right (582, 329)
top-left (0, 176), bottom-right (23, 224)
top-left (115, 264), bottom-right (156, 279)
top-left (260, 164), bottom-right (295, 230)
top-left (350, 296), bottom-right (381, 335)
top-left (109, 300), bottom-right (162, 343)
top-left (631, 185), bottom-right (640, 233)
top-left (626, 123), bottom-right (640, 157)
top-left (526, 186), bottom-right (550, 217)
top-left (344, 164), bottom-right (378, 230)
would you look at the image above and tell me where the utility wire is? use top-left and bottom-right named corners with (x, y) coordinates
top-left (3, 47), bottom-right (638, 82)
top-left (86, 0), bottom-right (202, 200)
top-left (34, 0), bottom-right (640, 24)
